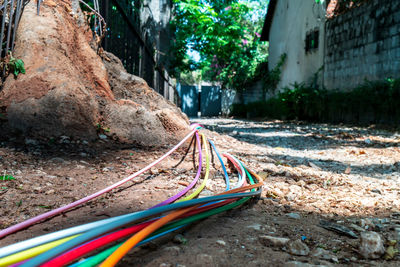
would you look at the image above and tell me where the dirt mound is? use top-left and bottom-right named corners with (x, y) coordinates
top-left (101, 51), bottom-right (189, 144)
top-left (0, 0), bottom-right (188, 146)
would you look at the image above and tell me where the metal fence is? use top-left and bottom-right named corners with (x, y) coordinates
top-left (98, 0), bottom-right (178, 103)
top-left (0, 0), bottom-right (26, 77)
top-left (0, 0), bottom-right (178, 104)
top-left (178, 85), bottom-right (222, 117)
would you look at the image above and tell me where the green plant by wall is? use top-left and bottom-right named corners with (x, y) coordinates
top-left (231, 77), bottom-right (400, 125)
top-left (261, 53), bottom-right (287, 96)
top-left (6, 53), bottom-right (25, 77)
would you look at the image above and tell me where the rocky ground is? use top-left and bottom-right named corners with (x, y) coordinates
top-left (1, 118), bottom-right (400, 266)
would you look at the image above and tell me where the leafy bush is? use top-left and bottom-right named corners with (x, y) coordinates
top-left (231, 78), bottom-right (400, 125)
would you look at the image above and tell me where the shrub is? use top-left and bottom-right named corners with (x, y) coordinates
top-left (231, 78), bottom-right (400, 125)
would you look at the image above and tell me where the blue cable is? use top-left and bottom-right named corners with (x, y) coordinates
top-left (209, 140), bottom-right (230, 190)
top-left (22, 189), bottom-right (262, 266)
top-left (68, 225), bottom-right (184, 267)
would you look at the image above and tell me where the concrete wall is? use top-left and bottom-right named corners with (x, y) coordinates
top-left (268, 0), bottom-right (326, 90)
top-left (324, 0), bottom-right (400, 89)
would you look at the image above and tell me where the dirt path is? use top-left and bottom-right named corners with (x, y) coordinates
top-left (1, 118), bottom-right (400, 266)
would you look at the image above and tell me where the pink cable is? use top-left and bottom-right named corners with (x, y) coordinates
top-left (151, 132), bottom-right (202, 208)
top-left (0, 126), bottom-right (199, 239)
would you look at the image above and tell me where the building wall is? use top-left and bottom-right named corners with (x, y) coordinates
top-left (268, 0), bottom-right (325, 90)
top-left (324, 0), bottom-right (400, 89)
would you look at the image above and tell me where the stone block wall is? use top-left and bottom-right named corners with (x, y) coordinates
top-left (324, 0), bottom-right (400, 89)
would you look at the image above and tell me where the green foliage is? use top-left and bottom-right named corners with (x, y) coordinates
top-left (96, 123), bottom-right (110, 133)
top-left (179, 69), bottom-right (202, 85)
top-left (8, 55), bottom-right (25, 77)
top-left (262, 53), bottom-right (287, 94)
top-left (232, 78), bottom-right (400, 125)
top-left (38, 205), bottom-right (53, 209)
top-left (170, 0), bottom-right (268, 90)
top-left (0, 175), bottom-right (15, 181)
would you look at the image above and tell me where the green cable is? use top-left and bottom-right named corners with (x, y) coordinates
top-left (78, 245), bottom-right (119, 267)
top-left (74, 163), bottom-right (258, 267)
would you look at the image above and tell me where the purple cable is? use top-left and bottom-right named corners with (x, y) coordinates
top-left (151, 131), bottom-right (202, 208)
top-left (9, 259), bottom-right (27, 267)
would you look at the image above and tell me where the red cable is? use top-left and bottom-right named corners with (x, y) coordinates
top-left (41, 199), bottom-right (235, 267)
top-left (43, 154), bottom-right (243, 266)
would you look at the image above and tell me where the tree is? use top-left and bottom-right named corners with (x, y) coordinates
top-left (170, 0), bottom-right (268, 90)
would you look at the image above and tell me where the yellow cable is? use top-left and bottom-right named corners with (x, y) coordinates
top-left (1, 133), bottom-right (209, 266)
top-left (177, 133), bottom-right (210, 202)
top-left (99, 133), bottom-right (212, 267)
top-left (0, 234), bottom-right (79, 267)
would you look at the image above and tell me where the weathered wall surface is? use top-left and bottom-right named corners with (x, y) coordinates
top-left (324, 0), bottom-right (400, 89)
top-left (268, 0), bottom-right (326, 90)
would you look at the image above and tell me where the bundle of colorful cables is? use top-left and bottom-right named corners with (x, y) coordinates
top-left (0, 124), bottom-right (263, 267)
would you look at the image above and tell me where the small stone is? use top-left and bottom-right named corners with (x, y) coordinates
top-left (246, 223), bottom-right (264, 231)
top-left (45, 189), bottom-right (55, 195)
top-left (378, 218), bottom-right (390, 224)
top-left (25, 139), bottom-right (38, 145)
top-left (33, 187), bottom-right (42, 193)
top-left (173, 234), bottom-right (187, 244)
top-left (371, 189), bottom-right (381, 194)
top-left (284, 261), bottom-right (326, 267)
top-left (270, 188), bottom-right (284, 198)
top-left (159, 263), bottom-right (172, 267)
top-left (196, 254), bottom-right (213, 265)
top-left (82, 140), bottom-right (89, 145)
top-left (51, 157), bottom-right (65, 163)
top-left (364, 138), bottom-right (372, 144)
top-left (308, 162), bottom-right (321, 170)
top-left (311, 248), bottom-right (339, 263)
top-left (163, 246), bottom-right (181, 255)
top-left (198, 189), bottom-right (213, 197)
top-left (350, 223), bottom-right (365, 233)
top-left (374, 223), bottom-right (384, 232)
top-left (99, 134), bottom-right (107, 140)
top-left (80, 152), bottom-right (88, 157)
top-left (344, 166), bottom-right (351, 174)
top-left (264, 225), bottom-right (277, 233)
top-left (288, 240), bottom-right (310, 256)
top-left (259, 235), bottom-right (290, 247)
top-left (359, 231), bottom-right (385, 259)
top-left (216, 240), bottom-right (226, 246)
top-left (285, 192), bottom-right (297, 201)
top-left (286, 212), bottom-right (301, 220)
top-left (360, 218), bottom-right (374, 230)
